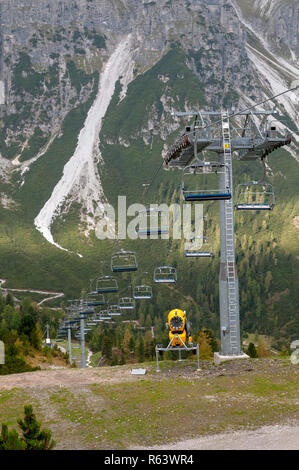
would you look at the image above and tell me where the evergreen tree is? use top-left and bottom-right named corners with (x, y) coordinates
top-left (122, 327), bottom-right (132, 359)
top-left (17, 405), bottom-right (55, 450)
top-left (0, 424), bottom-right (24, 450)
top-left (137, 337), bottom-right (145, 363)
top-left (111, 352), bottom-right (118, 366)
top-left (128, 336), bottom-right (135, 355)
top-left (247, 342), bottom-right (258, 358)
top-left (5, 293), bottom-right (14, 307)
top-left (144, 330), bottom-right (154, 359)
top-left (102, 335), bottom-right (113, 361)
top-left (18, 314), bottom-right (36, 341)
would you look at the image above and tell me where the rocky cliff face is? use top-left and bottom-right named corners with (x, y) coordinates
top-left (233, 0), bottom-right (299, 58)
top-left (0, 0), bottom-right (262, 164)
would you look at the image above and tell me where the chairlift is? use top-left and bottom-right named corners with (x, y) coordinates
top-left (96, 276), bottom-right (119, 293)
top-left (154, 266), bottom-right (177, 283)
top-left (119, 297), bottom-right (135, 310)
top-left (97, 310), bottom-right (113, 321)
top-left (79, 307), bottom-right (94, 315)
top-left (86, 291), bottom-right (105, 306)
top-left (107, 304), bottom-right (122, 316)
top-left (184, 236), bottom-right (214, 258)
top-left (181, 162), bottom-right (231, 201)
top-left (111, 250), bottom-right (138, 272)
top-left (235, 181), bottom-right (275, 211)
top-left (136, 207), bottom-right (169, 237)
top-left (133, 285), bottom-right (153, 300)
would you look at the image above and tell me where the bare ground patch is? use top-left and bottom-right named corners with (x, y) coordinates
top-left (0, 359), bottom-right (298, 449)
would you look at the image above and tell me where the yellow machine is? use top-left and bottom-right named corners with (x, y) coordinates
top-left (155, 308), bottom-right (200, 372)
top-left (167, 308), bottom-right (192, 346)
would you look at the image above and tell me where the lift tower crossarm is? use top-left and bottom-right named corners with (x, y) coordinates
top-left (172, 110), bottom-right (277, 117)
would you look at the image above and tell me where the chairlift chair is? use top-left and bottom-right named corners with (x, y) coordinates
top-left (96, 276), bottom-right (119, 294)
top-left (133, 285), bottom-right (153, 300)
top-left (181, 162), bottom-right (231, 202)
top-left (235, 181), bottom-right (275, 211)
top-left (107, 304), bottom-right (122, 316)
top-left (119, 297), bottom-right (136, 310)
top-left (79, 308), bottom-right (95, 315)
top-left (136, 207), bottom-right (169, 237)
top-left (86, 292), bottom-right (105, 306)
top-left (111, 250), bottom-right (138, 272)
top-left (97, 310), bottom-right (113, 321)
top-left (184, 236), bottom-right (214, 258)
top-left (154, 266), bottom-right (177, 283)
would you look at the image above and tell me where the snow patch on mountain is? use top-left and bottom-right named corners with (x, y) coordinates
top-left (34, 35), bottom-right (133, 254)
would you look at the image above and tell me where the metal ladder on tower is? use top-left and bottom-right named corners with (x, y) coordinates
top-left (221, 111), bottom-right (239, 355)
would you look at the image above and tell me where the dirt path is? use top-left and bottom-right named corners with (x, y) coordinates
top-left (0, 278), bottom-right (64, 305)
top-left (0, 366), bottom-right (139, 391)
top-left (144, 424), bottom-right (299, 450)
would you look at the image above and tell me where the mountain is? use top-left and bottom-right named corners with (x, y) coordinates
top-left (0, 0), bottom-right (298, 347)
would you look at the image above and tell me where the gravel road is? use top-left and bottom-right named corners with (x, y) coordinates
top-left (146, 424), bottom-right (299, 450)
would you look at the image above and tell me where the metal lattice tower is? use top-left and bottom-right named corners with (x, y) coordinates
top-left (219, 112), bottom-right (240, 355)
top-left (163, 107), bottom-right (292, 358)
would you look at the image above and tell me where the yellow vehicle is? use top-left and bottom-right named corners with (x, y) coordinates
top-left (167, 308), bottom-right (192, 347)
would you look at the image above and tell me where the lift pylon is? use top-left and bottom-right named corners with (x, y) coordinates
top-left (162, 106), bottom-right (292, 361)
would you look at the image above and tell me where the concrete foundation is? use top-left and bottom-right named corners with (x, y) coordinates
top-left (214, 352), bottom-right (249, 365)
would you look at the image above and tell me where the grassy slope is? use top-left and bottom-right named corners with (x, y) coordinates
top-left (0, 359), bottom-right (298, 449)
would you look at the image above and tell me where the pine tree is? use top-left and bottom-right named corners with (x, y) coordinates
top-left (17, 405), bottom-right (55, 450)
top-left (122, 327), bottom-right (132, 358)
top-left (102, 336), bottom-right (112, 361)
top-left (111, 352), bottom-right (118, 366)
top-left (137, 337), bottom-right (145, 363)
top-left (5, 292), bottom-right (14, 307)
top-left (144, 330), bottom-right (154, 359)
top-left (247, 342), bottom-right (258, 358)
top-left (0, 424), bottom-right (24, 450)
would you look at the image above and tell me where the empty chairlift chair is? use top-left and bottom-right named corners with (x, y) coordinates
top-left (97, 310), bottom-right (112, 321)
top-left (136, 208), bottom-right (169, 237)
top-left (133, 285), bottom-right (153, 300)
top-left (79, 301), bottom-right (95, 316)
top-left (154, 266), bottom-right (177, 284)
top-left (86, 292), bottom-right (105, 306)
top-left (181, 162), bottom-right (231, 202)
top-left (111, 250), bottom-right (138, 272)
top-left (96, 276), bottom-right (119, 294)
top-left (119, 297), bottom-right (135, 310)
top-left (235, 182), bottom-right (275, 211)
top-left (107, 304), bottom-right (122, 316)
top-left (184, 236), bottom-right (214, 258)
